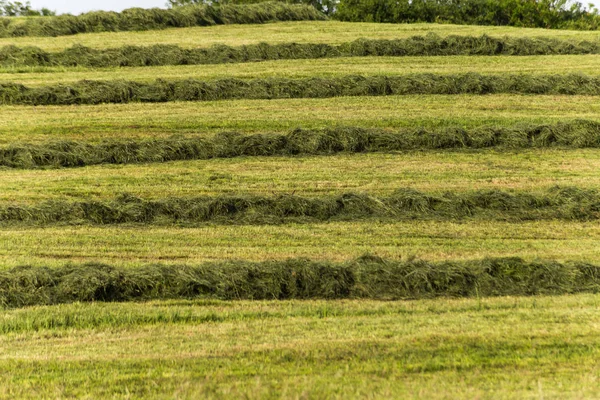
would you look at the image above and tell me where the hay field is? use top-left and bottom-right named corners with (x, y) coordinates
top-left (2, 4), bottom-right (600, 398)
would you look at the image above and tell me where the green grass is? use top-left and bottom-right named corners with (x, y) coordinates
top-left (1, 21), bottom-right (600, 51)
top-left (1, 220), bottom-right (600, 268)
top-left (1, 295), bottom-right (600, 398)
top-left (1, 94), bottom-right (599, 144)
top-left (3, 55), bottom-right (600, 85)
top-left (0, 150), bottom-right (598, 202)
top-left (2, 17), bottom-right (600, 397)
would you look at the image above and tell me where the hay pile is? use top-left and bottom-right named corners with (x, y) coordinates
top-left (1, 187), bottom-right (599, 224)
top-left (3, 121), bottom-right (600, 169)
top-left (2, 256), bottom-right (599, 308)
top-left (2, 35), bottom-right (599, 68)
top-left (2, 73), bottom-right (600, 105)
top-left (0, 2), bottom-right (325, 38)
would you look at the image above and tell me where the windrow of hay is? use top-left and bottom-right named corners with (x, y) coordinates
top-left (0, 2), bottom-right (326, 38)
top-left (3, 120), bottom-right (600, 169)
top-left (3, 35), bottom-right (600, 67)
top-left (2, 256), bottom-right (600, 309)
top-left (2, 73), bottom-right (600, 105)
top-left (1, 187), bottom-right (599, 225)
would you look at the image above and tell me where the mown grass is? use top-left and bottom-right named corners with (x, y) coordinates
top-left (1, 16), bottom-right (599, 399)
top-left (1, 295), bottom-right (600, 398)
top-left (3, 121), bottom-right (600, 169)
top-left (4, 73), bottom-right (600, 106)
top-left (1, 94), bottom-right (599, 144)
top-left (1, 220), bottom-right (600, 268)
top-left (3, 256), bottom-right (600, 307)
top-left (2, 55), bottom-right (600, 86)
top-left (4, 35), bottom-right (600, 70)
top-left (0, 2), bottom-right (325, 38)
top-left (3, 187), bottom-right (600, 225)
top-left (0, 150), bottom-right (598, 202)
top-left (1, 21), bottom-right (599, 51)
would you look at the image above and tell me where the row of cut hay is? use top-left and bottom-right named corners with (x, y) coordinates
top-left (2, 73), bottom-right (600, 105)
top-left (3, 120), bottom-right (600, 169)
top-left (3, 35), bottom-right (600, 68)
top-left (1, 187), bottom-right (599, 225)
top-left (0, 2), bottom-right (325, 38)
top-left (2, 256), bottom-right (600, 309)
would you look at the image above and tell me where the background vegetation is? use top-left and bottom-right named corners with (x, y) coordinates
top-left (0, 0), bottom-right (54, 16)
top-left (168, 0), bottom-right (600, 29)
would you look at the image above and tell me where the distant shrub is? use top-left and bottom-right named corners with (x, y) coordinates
top-left (335, 0), bottom-right (600, 30)
top-left (0, 1), bottom-right (55, 16)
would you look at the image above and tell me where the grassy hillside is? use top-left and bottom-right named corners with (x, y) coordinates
top-left (3, 55), bottom-right (600, 84)
top-left (2, 21), bottom-right (600, 51)
top-left (2, 150), bottom-right (598, 201)
top-left (1, 95), bottom-right (598, 143)
top-left (1, 221), bottom-right (600, 269)
top-left (2, 5), bottom-right (600, 398)
top-left (2, 296), bottom-right (600, 398)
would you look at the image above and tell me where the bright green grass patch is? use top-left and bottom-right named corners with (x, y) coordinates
top-left (1, 220), bottom-right (599, 268)
top-left (2, 21), bottom-right (600, 51)
top-left (0, 150), bottom-right (597, 202)
top-left (1, 94), bottom-right (599, 144)
top-left (2, 55), bottom-right (600, 86)
top-left (1, 295), bottom-right (600, 398)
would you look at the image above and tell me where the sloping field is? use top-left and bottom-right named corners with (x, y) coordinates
top-left (1, 95), bottom-right (599, 143)
top-left (3, 55), bottom-right (600, 84)
top-left (2, 20), bottom-right (600, 50)
top-left (2, 4), bottom-right (600, 398)
top-left (2, 296), bottom-right (600, 398)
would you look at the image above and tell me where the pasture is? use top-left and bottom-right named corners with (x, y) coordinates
top-left (2, 2), bottom-right (600, 398)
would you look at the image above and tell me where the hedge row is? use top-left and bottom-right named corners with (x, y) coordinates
top-left (2, 256), bottom-right (600, 308)
top-left (1, 187), bottom-right (598, 225)
top-left (0, 2), bottom-right (325, 38)
top-left (3, 121), bottom-right (600, 169)
top-left (3, 35), bottom-right (600, 68)
top-left (335, 0), bottom-right (600, 30)
top-left (173, 0), bottom-right (600, 30)
top-left (2, 73), bottom-right (600, 105)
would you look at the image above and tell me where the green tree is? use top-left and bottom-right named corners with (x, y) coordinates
top-left (0, 0), bottom-right (55, 16)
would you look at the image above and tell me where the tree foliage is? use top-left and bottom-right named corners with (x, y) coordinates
top-left (0, 1), bottom-right (55, 16)
top-left (167, 0), bottom-right (600, 28)
top-left (335, 0), bottom-right (600, 29)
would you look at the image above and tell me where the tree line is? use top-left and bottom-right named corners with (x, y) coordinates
top-left (167, 0), bottom-right (600, 29)
top-left (0, 0), bottom-right (54, 16)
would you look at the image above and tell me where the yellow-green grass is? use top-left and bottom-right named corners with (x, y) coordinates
top-left (1, 94), bottom-right (599, 144)
top-left (1, 220), bottom-right (599, 268)
top-left (2, 21), bottom-right (600, 51)
top-left (2, 295), bottom-right (600, 398)
top-left (0, 150), bottom-right (597, 203)
top-left (2, 55), bottom-right (600, 86)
